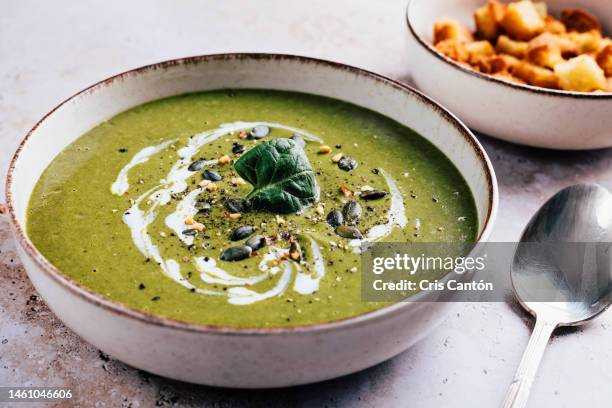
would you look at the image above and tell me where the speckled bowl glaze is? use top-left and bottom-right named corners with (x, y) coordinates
top-left (406, 0), bottom-right (612, 150)
top-left (6, 54), bottom-right (498, 388)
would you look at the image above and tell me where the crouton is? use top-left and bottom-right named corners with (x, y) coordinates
top-left (533, 2), bottom-right (547, 19)
top-left (527, 33), bottom-right (564, 68)
top-left (492, 71), bottom-right (526, 84)
top-left (556, 36), bottom-right (580, 58)
top-left (465, 40), bottom-right (495, 65)
top-left (542, 16), bottom-right (566, 35)
top-left (596, 45), bottom-right (612, 76)
top-left (488, 0), bottom-right (507, 23)
top-left (496, 35), bottom-right (529, 58)
top-left (474, 4), bottom-right (499, 40)
top-left (476, 59), bottom-right (493, 74)
top-left (599, 38), bottom-right (612, 52)
top-left (500, 1), bottom-right (545, 41)
top-left (554, 55), bottom-right (607, 91)
top-left (433, 19), bottom-right (473, 44)
top-left (482, 54), bottom-right (521, 74)
top-left (435, 39), bottom-right (469, 62)
top-left (514, 60), bottom-right (559, 88)
top-left (566, 30), bottom-right (603, 54)
top-left (561, 9), bottom-right (601, 33)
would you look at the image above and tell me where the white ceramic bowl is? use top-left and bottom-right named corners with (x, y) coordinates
top-left (406, 0), bottom-right (612, 150)
top-left (6, 54), bottom-right (498, 388)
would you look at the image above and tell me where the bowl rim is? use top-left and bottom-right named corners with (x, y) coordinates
top-left (5, 53), bottom-right (498, 336)
top-left (405, 0), bottom-right (612, 100)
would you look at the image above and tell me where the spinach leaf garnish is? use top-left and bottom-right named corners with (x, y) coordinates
top-left (234, 138), bottom-right (319, 214)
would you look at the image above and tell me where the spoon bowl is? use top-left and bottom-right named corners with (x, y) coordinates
top-left (504, 184), bottom-right (612, 408)
top-left (512, 184), bottom-right (612, 325)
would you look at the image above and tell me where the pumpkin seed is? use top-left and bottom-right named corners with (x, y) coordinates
top-left (230, 225), bottom-right (254, 241)
top-left (245, 235), bottom-right (267, 251)
top-left (360, 190), bottom-right (388, 200)
top-left (342, 201), bottom-right (362, 225)
top-left (335, 225), bottom-right (363, 239)
top-left (338, 156), bottom-right (358, 171)
top-left (203, 169), bottom-right (222, 182)
top-left (188, 159), bottom-right (206, 172)
top-left (326, 209), bottom-right (344, 228)
top-left (290, 134), bottom-right (306, 148)
top-left (182, 229), bottom-right (198, 236)
top-left (232, 142), bottom-right (246, 154)
top-left (249, 125), bottom-right (270, 139)
top-left (220, 246), bottom-right (252, 262)
top-left (225, 198), bottom-right (249, 213)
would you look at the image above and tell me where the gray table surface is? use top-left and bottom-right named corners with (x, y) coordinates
top-left (2, 1), bottom-right (612, 407)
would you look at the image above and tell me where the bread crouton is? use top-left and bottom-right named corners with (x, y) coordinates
top-left (481, 54), bottom-right (521, 74)
top-left (561, 9), bottom-right (601, 33)
top-left (465, 40), bottom-right (495, 65)
top-left (433, 19), bottom-right (473, 44)
top-left (488, 0), bottom-right (507, 23)
top-left (542, 16), bottom-right (566, 35)
top-left (474, 4), bottom-right (499, 40)
top-left (527, 33), bottom-right (565, 68)
top-left (533, 2), bottom-right (547, 19)
top-left (435, 39), bottom-right (469, 62)
top-left (596, 44), bottom-right (612, 76)
top-left (492, 71), bottom-right (526, 84)
top-left (554, 55), bottom-right (607, 91)
top-left (500, 1), bottom-right (545, 41)
top-left (513, 60), bottom-right (559, 88)
top-left (496, 35), bottom-right (529, 58)
top-left (566, 30), bottom-right (603, 54)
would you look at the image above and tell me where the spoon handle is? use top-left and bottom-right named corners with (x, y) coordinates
top-left (502, 318), bottom-right (556, 408)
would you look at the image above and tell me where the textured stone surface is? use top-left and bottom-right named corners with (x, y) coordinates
top-left (1, 1), bottom-right (612, 407)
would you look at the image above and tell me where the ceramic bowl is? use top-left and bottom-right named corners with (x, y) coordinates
top-left (6, 54), bottom-right (498, 388)
top-left (406, 0), bottom-right (612, 150)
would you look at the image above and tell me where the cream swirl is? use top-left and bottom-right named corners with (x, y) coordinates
top-left (111, 122), bottom-right (406, 305)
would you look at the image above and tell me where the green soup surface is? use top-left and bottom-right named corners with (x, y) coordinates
top-left (27, 90), bottom-right (477, 328)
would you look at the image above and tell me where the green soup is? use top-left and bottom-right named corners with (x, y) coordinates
top-left (27, 90), bottom-right (477, 328)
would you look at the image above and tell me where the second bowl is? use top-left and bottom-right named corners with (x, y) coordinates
top-left (406, 0), bottom-right (612, 150)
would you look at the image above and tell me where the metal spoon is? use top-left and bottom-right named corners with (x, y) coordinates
top-left (503, 184), bottom-right (612, 408)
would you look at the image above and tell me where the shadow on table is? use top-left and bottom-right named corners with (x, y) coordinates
top-left (475, 132), bottom-right (612, 191)
top-left (139, 353), bottom-right (399, 407)
top-left (504, 292), bottom-right (585, 342)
